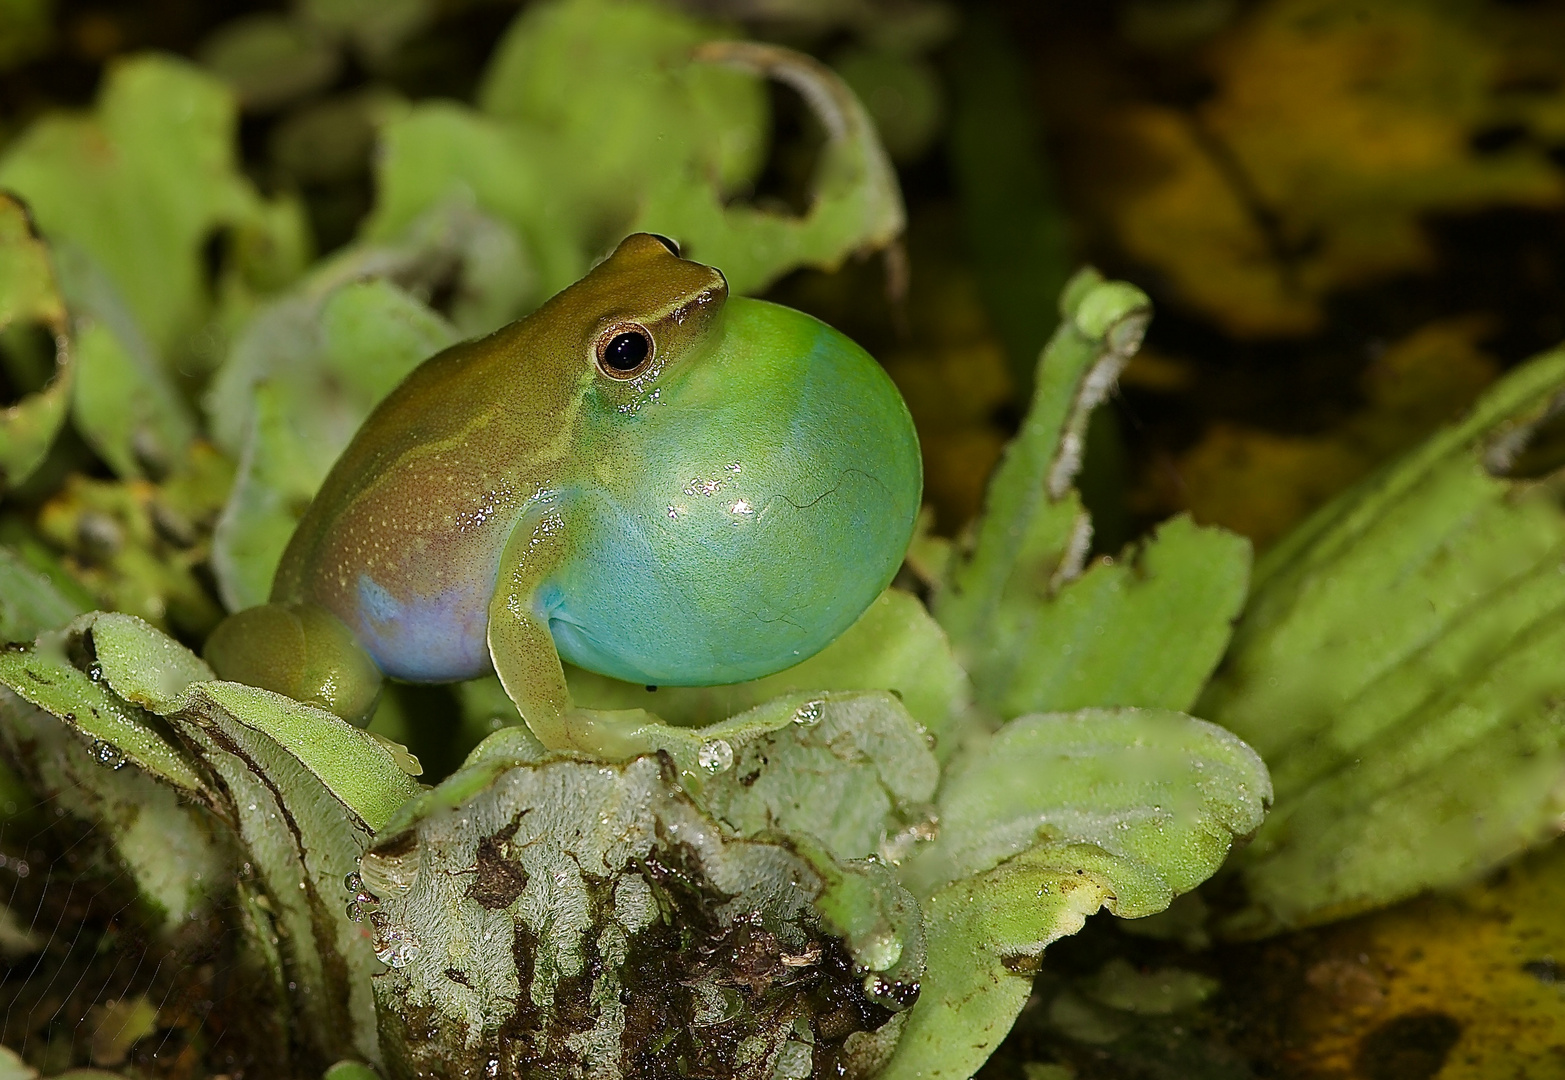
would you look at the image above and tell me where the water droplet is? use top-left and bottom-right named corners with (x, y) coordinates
top-left (792, 700), bottom-right (824, 726)
top-left (90, 740), bottom-right (125, 769)
top-left (87, 661), bottom-right (104, 682)
top-left (371, 916), bottom-right (422, 967)
top-left (344, 872), bottom-right (363, 892)
top-left (697, 739), bottom-right (733, 773)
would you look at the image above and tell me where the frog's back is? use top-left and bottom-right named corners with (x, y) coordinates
top-left (272, 320), bottom-right (577, 682)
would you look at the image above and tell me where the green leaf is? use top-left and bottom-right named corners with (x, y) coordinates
top-left (54, 242), bottom-right (198, 478)
top-left (322, 1063), bottom-right (383, 1080)
top-left (632, 40), bottom-right (905, 295)
top-left (362, 104), bottom-right (582, 302)
top-left (197, 13), bottom-right (340, 112)
top-left (372, 1), bottom-right (902, 301)
top-left (566, 587), bottom-right (976, 761)
top-left (903, 708), bottom-right (1271, 898)
top-left (90, 609), bottom-right (213, 710)
top-left (184, 681), bottom-right (419, 831)
top-left (0, 620), bottom-right (207, 792)
top-left (651, 689), bottom-right (940, 862)
top-left (0, 191), bottom-right (73, 490)
top-left (478, 0), bottom-right (766, 213)
top-left (301, 0), bottom-right (432, 65)
top-left (164, 685), bottom-right (385, 1066)
top-left (884, 709), bottom-right (1269, 1080)
top-left (933, 269), bottom-right (1250, 717)
top-left (881, 845), bottom-right (1155, 1080)
top-left (982, 515), bottom-right (1251, 715)
top-left (360, 752), bottom-right (921, 1079)
top-left (0, 544), bottom-right (88, 641)
top-left (945, 10), bottom-right (1072, 390)
top-left (1201, 343), bottom-right (1565, 934)
top-left (0, 0), bottom-right (52, 71)
top-left (0, 55), bottom-right (286, 356)
top-left (210, 382), bottom-right (319, 610)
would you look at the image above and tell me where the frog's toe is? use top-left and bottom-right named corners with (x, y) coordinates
top-left (554, 706), bottom-right (662, 758)
top-left (204, 601), bottom-right (384, 726)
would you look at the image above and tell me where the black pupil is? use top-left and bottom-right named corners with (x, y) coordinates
top-left (603, 331), bottom-right (650, 371)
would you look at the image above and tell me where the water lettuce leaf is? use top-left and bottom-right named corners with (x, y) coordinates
top-left (0, 55), bottom-right (302, 358)
top-left (0, 193), bottom-right (73, 491)
top-left (880, 708), bottom-right (1269, 1080)
top-left (1203, 343), bottom-right (1565, 934)
top-left (932, 269), bottom-right (1251, 718)
top-left (362, 751), bottom-right (922, 1080)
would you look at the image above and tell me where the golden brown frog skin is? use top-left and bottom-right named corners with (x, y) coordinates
top-left (206, 234), bottom-right (921, 751)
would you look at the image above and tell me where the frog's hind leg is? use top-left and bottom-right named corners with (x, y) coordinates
top-left (204, 601), bottom-right (384, 725)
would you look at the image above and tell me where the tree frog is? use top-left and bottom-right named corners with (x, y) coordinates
top-left (204, 234), bottom-right (921, 751)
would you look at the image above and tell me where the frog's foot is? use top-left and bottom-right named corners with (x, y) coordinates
top-left (204, 601), bottom-right (384, 725)
top-left (508, 692), bottom-right (661, 757)
top-left (549, 706), bottom-right (664, 758)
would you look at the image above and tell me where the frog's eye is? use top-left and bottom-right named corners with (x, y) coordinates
top-left (596, 324), bottom-right (654, 379)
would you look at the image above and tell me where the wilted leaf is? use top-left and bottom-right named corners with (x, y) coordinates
top-left (883, 708), bottom-right (1270, 1080)
top-left (645, 689), bottom-right (939, 863)
top-left (361, 752), bottom-right (920, 1080)
top-left (1274, 837), bottom-right (1565, 1080)
top-left (1202, 343), bottom-right (1565, 934)
top-left (162, 686), bottom-right (386, 1066)
top-left (934, 269), bottom-right (1250, 717)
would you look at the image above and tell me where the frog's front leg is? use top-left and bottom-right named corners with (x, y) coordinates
top-left (487, 510), bottom-right (657, 755)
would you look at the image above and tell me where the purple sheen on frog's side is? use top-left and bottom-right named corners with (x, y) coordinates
top-left (351, 572), bottom-right (492, 682)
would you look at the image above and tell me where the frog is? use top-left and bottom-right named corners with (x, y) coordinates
top-left (204, 233), bottom-right (922, 752)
